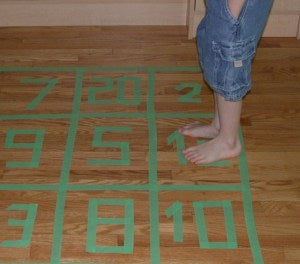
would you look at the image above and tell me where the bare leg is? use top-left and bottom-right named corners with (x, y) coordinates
top-left (179, 92), bottom-right (220, 139)
top-left (179, 0), bottom-right (245, 139)
top-left (183, 93), bottom-right (242, 164)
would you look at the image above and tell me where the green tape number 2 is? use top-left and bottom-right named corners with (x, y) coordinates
top-left (176, 82), bottom-right (202, 103)
top-left (87, 126), bottom-right (132, 166)
top-left (4, 129), bottom-right (45, 168)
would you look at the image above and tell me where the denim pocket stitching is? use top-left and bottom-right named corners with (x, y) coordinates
top-left (212, 39), bottom-right (256, 62)
top-left (212, 39), bottom-right (254, 91)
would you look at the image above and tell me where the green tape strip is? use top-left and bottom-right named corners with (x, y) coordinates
top-left (0, 184), bottom-right (58, 191)
top-left (67, 184), bottom-right (149, 191)
top-left (0, 114), bottom-right (72, 120)
top-left (86, 199), bottom-right (134, 254)
top-left (158, 184), bottom-right (241, 191)
top-left (50, 69), bottom-right (84, 264)
top-left (156, 113), bottom-right (214, 119)
top-left (238, 128), bottom-right (264, 263)
top-left (0, 204), bottom-right (38, 248)
top-left (147, 68), bottom-right (160, 264)
top-left (0, 66), bottom-right (201, 73)
top-left (0, 184), bottom-right (241, 192)
top-left (80, 112), bottom-right (147, 119)
top-left (4, 129), bottom-right (45, 168)
top-left (193, 200), bottom-right (237, 249)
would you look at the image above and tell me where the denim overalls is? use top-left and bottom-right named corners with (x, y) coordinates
top-left (197, 0), bottom-right (274, 101)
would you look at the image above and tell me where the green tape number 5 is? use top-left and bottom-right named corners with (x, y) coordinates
top-left (4, 129), bottom-right (45, 168)
top-left (87, 126), bottom-right (132, 166)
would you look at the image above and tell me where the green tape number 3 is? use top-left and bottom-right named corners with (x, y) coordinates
top-left (0, 204), bottom-right (38, 248)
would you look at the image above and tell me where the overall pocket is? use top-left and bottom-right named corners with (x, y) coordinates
top-left (212, 38), bottom-right (256, 90)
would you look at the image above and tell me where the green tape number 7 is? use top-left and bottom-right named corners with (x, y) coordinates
top-left (87, 126), bottom-right (132, 166)
top-left (20, 78), bottom-right (59, 110)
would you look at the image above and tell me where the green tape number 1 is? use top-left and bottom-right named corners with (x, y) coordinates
top-left (4, 129), bottom-right (45, 168)
top-left (167, 131), bottom-right (232, 167)
top-left (87, 126), bottom-right (132, 166)
top-left (167, 130), bottom-right (187, 165)
top-left (165, 202), bottom-right (184, 242)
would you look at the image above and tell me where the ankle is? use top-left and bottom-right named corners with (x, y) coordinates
top-left (211, 119), bottom-right (220, 131)
top-left (218, 133), bottom-right (241, 148)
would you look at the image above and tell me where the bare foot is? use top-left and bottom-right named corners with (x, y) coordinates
top-left (182, 135), bottom-right (242, 165)
top-left (179, 121), bottom-right (220, 139)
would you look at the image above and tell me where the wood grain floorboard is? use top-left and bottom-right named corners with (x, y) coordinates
top-left (0, 26), bottom-right (299, 263)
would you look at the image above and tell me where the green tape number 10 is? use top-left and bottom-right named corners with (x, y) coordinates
top-left (165, 201), bottom-right (237, 249)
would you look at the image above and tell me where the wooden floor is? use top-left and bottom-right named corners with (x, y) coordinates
top-left (0, 26), bottom-right (299, 264)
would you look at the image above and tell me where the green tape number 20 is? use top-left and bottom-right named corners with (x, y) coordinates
top-left (88, 76), bottom-right (142, 105)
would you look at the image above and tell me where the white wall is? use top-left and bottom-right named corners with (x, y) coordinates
top-left (0, 0), bottom-right (188, 26)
